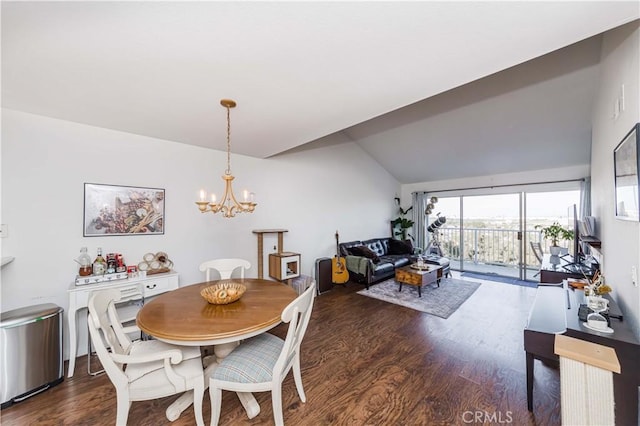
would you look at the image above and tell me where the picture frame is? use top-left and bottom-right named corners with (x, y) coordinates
top-left (613, 123), bottom-right (640, 221)
top-left (83, 183), bottom-right (165, 236)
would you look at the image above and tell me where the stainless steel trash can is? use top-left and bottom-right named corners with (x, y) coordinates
top-left (1, 303), bottom-right (64, 407)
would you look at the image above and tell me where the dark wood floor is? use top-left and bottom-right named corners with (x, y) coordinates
top-left (1, 275), bottom-right (561, 425)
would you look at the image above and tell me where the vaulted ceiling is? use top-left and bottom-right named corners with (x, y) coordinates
top-left (3, 2), bottom-right (639, 183)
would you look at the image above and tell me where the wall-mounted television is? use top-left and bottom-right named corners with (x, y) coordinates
top-left (614, 123), bottom-right (640, 221)
top-left (568, 204), bottom-right (580, 262)
top-left (563, 203), bottom-right (596, 274)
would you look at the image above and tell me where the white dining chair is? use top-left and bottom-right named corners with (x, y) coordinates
top-left (87, 288), bottom-right (206, 426)
top-left (199, 258), bottom-right (251, 280)
top-left (288, 274), bottom-right (315, 296)
top-left (209, 281), bottom-right (317, 426)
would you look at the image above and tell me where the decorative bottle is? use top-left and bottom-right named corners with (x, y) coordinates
top-left (77, 247), bottom-right (93, 276)
top-left (93, 247), bottom-right (106, 275)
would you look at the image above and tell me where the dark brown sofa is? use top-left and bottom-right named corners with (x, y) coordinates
top-left (339, 237), bottom-right (450, 289)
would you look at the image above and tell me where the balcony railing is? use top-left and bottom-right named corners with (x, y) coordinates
top-left (432, 227), bottom-right (567, 268)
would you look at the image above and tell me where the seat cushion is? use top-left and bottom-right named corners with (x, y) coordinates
top-left (348, 245), bottom-right (380, 263)
top-left (129, 356), bottom-right (204, 400)
top-left (125, 339), bottom-right (202, 381)
top-left (212, 333), bottom-right (284, 384)
top-left (378, 255), bottom-right (411, 268)
top-left (372, 261), bottom-right (395, 275)
top-left (388, 238), bottom-right (414, 255)
top-left (363, 239), bottom-right (389, 257)
top-left (339, 240), bottom-right (363, 257)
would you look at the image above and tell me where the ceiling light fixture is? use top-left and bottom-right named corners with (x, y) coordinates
top-left (196, 99), bottom-right (257, 218)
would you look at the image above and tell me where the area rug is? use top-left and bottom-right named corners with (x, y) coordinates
top-left (356, 277), bottom-right (481, 319)
top-left (461, 271), bottom-right (537, 288)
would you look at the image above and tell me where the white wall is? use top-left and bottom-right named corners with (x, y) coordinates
top-left (590, 20), bottom-right (640, 339)
top-left (0, 109), bottom-right (399, 359)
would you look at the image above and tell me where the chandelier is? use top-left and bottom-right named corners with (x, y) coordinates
top-left (195, 99), bottom-right (257, 218)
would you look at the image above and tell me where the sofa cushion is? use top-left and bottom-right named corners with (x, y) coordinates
top-left (388, 238), bottom-right (414, 255)
top-left (339, 240), bottom-right (363, 257)
top-left (379, 255), bottom-right (411, 268)
top-left (348, 245), bottom-right (380, 263)
top-left (372, 261), bottom-right (395, 276)
top-left (363, 239), bottom-right (388, 257)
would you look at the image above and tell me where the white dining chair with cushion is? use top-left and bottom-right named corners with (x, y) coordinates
top-left (199, 258), bottom-right (251, 280)
top-left (87, 288), bottom-right (206, 426)
top-left (288, 274), bottom-right (315, 296)
top-left (209, 281), bottom-right (316, 426)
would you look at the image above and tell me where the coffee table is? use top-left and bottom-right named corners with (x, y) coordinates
top-left (395, 264), bottom-right (443, 297)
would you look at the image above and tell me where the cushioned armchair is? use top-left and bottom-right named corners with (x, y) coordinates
top-left (209, 282), bottom-right (317, 426)
top-left (87, 288), bottom-right (205, 426)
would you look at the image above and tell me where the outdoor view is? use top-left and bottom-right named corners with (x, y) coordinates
top-left (427, 190), bottom-right (581, 280)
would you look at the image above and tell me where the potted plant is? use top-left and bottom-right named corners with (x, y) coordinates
top-left (535, 222), bottom-right (574, 256)
top-left (391, 198), bottom-right (414, 240)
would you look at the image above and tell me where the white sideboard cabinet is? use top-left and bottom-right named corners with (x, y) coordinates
top-left (66, 271), bottom-right (179, 377)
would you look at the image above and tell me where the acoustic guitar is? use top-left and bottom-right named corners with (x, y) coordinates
top-left (332, 231), bottom-right (349, 284)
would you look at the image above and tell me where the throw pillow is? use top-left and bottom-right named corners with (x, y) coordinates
top-left (388, 238), bottom-right (413, 255)
top-left (349, 245), bottom-right (380, 263)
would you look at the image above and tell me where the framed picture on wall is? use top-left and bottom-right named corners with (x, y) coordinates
top-left (83, 183), bottom-right (165, 236)
top-left (613, 123), bottom-right (640, 221)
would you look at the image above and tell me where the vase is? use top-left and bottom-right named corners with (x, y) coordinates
top-left (549, 246), bottom-right (561, 256)
top-left (587, 295), bottom-right (608, 312)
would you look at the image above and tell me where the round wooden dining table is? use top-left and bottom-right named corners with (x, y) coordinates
top-left (136, 278), bottom-right (297, 422)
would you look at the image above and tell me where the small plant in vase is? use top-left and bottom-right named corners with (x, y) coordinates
top-left (535, 222), bottom-right (574, 256)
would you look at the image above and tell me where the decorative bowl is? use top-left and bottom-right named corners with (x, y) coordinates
top-left (200, 280), bottom-right (246, 305)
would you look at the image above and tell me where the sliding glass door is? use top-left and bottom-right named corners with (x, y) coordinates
top-left (424, 185), bottom-right (581, 281)
top-left (523, 190), bottom-right (580, 280)
top-left (461, 193), bottom-right (521, 277)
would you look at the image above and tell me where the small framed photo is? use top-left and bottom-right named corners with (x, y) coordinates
top-left (84, 183), bottom-right (165, 236)
top-left (614, 123), bottom-right (640, 221)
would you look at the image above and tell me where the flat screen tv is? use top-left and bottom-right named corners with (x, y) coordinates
top-left (568, 204), bottom-right (580, 262)
top-left (563, 203), bottom-right (594, 274)
top-left (614, 123), bottom-right (640, 221)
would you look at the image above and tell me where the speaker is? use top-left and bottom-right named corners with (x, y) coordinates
top-left (315, 257), bottom-right (333, 295)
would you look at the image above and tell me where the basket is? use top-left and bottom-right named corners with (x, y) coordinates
top-left (200, 281), bottom-right (246, 305)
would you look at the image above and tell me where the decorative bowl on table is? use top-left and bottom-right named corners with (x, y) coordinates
top-left (200, 280), bottom-right (246, 305)
top-left (410, 263), bottom-right (430, 271)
